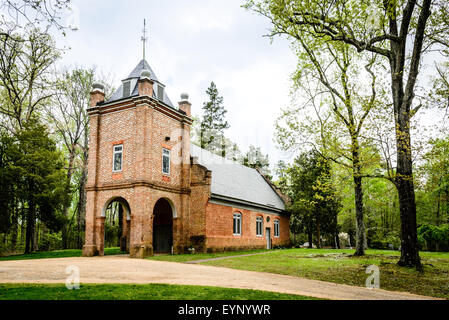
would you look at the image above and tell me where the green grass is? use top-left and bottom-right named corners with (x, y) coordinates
top-left (0, 283), bottom-right (318, 300)
top-left (147, 249), bottom-right (269, 262)
top-left (2, 247), bottom-right (447, 299)
top-left (0, 247), bottom-right (125, 261)
top-left (186, 248), bottom-right (449, 299)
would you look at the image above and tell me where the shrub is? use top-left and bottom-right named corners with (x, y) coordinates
top-left (369, 232), bottom-right (400, 250)
top-left (39, 232), bottom-right (63, 252)
top-left (417, 224), bottom-right (449, 252)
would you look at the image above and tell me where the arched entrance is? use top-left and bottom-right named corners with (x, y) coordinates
top-left (103, 197), bottom-right (131, 253)
top-left (153, 198), bottom-right (174, 253)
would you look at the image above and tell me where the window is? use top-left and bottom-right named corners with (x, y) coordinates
top-left (113, 144), bottom-right (123, 172)
top-left (162, 148), bottom-right (170, 175)
top-left (157, 84), bottom-right (164, 100)
top-left (274, 219), bottom-right (280, 237)
top-left (233, 213), bottom-right (242, 235)
top-left (122, 81), bottom-right (131, 97)
top-left (256, 216), bottom-right (263, 237)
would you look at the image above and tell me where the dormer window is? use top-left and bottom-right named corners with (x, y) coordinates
top-left (123, 81), bottom-right (131, 97)
top-left (157, 84), bottom-right (164, 101)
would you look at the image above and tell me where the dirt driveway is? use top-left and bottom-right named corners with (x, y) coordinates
top-left (0, 255), bottom-right (437, 300)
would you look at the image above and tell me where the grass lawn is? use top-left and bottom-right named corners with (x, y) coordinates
top-left (147, 249), bottom-right (268, 262)
top-left (0, 283), bottom-right (318, 300)
top-left (153, 248), bottom-right (449, 299)
top-left (0, 247), bottom-right (125, 261)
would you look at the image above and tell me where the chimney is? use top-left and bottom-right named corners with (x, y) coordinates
top-left (178, 93), bottom-right (191, 117)
top-left (138, 69), bottom-right (154, 96)
top-left (90, 82), bottom-right (105, 107)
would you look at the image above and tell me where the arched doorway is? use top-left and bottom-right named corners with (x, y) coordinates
top-left (103, 197), bottom-right (131, 253)
top-left (153, 198), bottom-right (173, 253)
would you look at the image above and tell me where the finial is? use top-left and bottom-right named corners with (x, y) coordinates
top-left (141, 19), bottom-right (148, 60)
top-left (140, 69), bottom-right (152, 80)
top-left (180, 93), bottom-right (189, 102)
top-left (92, 81), bottom-right (105, 93)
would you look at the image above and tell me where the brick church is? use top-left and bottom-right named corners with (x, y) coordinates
top-left (82, 58), bottom-right (291, 258)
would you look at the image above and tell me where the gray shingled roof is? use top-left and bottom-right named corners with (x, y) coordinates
top-left (126, 59), bottom-right (158, 81)
top-left (190, 144), bottom-right (285, 212)
top-left (107, 59), bottom-right (175, 108)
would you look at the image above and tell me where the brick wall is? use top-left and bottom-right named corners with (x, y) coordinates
top-left (204, 202), bottom-right (290, 252)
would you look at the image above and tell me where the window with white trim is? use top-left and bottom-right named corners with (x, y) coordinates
top-left (274, 219), bottom-right (280, 237)
top-left (233, 213), bottom-right (242, 235)
top-left (256, 216), bottom-right (263, 237)
top-left (113, 145), bottom-right (123, 172)
top-left (162, 148), bottom-right (170, 175)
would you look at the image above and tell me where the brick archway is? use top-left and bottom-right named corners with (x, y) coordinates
top-left (101, 197), bottom-right (131, 253)
top-left (153, 198), bottom-right (174, 254)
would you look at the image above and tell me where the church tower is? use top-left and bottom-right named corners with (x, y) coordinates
top-left (82, 58), bottom-right (194, 258)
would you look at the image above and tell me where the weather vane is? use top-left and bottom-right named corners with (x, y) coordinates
top-left (141, 19), bottom-right (148, 60)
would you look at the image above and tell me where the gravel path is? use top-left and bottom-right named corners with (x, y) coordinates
top-left (0, 255), bottom-right (438, 300)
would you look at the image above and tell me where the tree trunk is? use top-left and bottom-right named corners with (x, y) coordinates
top-left (392, 80), bottom-right (422, 269)
top-left (350, 136), bottom-right (366, 256)
top-left (353, 175), bottom-right (365, 256)
top-left (386, 0), bottom-right (432, 270)
top-left (316, 212), bottom-right (321, 249)
top-left (11, 201), bottom-right (18, 250)
top-left (33, 220), bottom-right (39, 251)
top-left (333, 210), bottom-right (339, 249)
top-left (436, 178), bottom-right (441, 226)
top-left (24, 204), bottom-right (35, 254)
top-left (396, 157), bottom-right (421, 268)
top-left (307, 225), bottom-right (313, 248)
top-left (335, 234), bottom-right (340, 249)
top-left (62, 151), bottom-right (76, 249)
top-left (76, 136), bottom-right (89, 249)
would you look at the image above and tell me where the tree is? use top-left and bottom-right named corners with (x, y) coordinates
top-left (275, 36), bottom-right (383, 255)
top-left (0, 130), bottom-right (18, 239)
top-left (10, 119), bottom-right (68, 253)
top-left (245, 0), bottom-right (449, 268)
top-left (419, 137), bottom-right (449, 225)
top-left (242, 145), bottom-right (271, 177)
top-left (274, 160), bottom-right (288, 190)
top-left (44, 68), bottom-right (92, 248)
top-left (0, 27), bottom-right (60, 130)
top-left (0, 0), bottom-right (71, 36)
top-left (226, 140), bottom-right (242, 162)
top-left (200, 81), bottom-right (230, 153)
top-left (284, 151), bottom-right (341, 248)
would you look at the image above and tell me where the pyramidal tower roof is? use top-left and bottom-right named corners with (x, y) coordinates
top-left (107, 59), bottom-right (174, 108)
top-left (126, 59), bottom-right (158, 81)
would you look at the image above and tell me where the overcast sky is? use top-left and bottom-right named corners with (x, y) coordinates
top-left (54, 0), bottom-right (298, 171)
top-left (52, 0), bottom-right (447, 174)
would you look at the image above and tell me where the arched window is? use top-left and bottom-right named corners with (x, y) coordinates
top-left (274, 219), bottom-right (280, 237)
top-left (233, 212), bottom-right (242, 235)
top-left (256, 216), bottom-right (263, 237)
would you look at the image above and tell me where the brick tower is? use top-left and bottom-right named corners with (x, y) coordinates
top-left (82, 59), bottom-right (194, 258)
